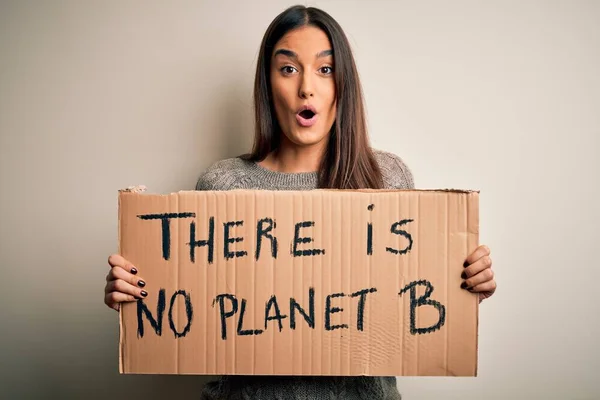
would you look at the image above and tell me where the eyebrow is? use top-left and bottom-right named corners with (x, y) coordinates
top-left (273, 49), bottom-right (333, 60)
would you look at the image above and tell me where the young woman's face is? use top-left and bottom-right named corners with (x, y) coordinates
top-left (270, 26), bottom-right (336, 149)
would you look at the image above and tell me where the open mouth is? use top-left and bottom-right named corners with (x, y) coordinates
top-left (298, 109), bottom-right (315, 119)
top-left (296, 107), bottom-right (318, 127)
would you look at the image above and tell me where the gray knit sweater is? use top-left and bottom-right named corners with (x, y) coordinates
top-left (196, 149), bottom-right (413, 400)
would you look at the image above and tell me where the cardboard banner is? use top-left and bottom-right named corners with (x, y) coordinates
top-left (118, 188), bottom-right (479, 376)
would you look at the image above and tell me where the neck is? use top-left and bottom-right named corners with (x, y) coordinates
top-left (260, 137), bottom-right (327, 173)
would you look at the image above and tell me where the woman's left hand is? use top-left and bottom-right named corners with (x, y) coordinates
top-left (462, 245), bottom-right (496, 302)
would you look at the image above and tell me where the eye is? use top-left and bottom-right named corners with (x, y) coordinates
top-left (280, 65), bottom-right (297, 75)
top-left (320, 66), bottom-right (334, 75)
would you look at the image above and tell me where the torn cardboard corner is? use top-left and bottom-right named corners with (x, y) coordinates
top-left (118, 189), bottom-right (479, 376)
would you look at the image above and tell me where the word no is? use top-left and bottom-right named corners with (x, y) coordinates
top-left (136, 280), bottom-right (445, 339)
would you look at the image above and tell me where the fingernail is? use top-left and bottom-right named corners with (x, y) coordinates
top-left (461, 271), bottom-right (467, 279)
top-left (131, 267), bottom-right (138, 275)
top-left (463, 261), bottom-right (469, 268)
top-left (461, 282), bottom-right (469, 289)
top-left (141, 290), bottom-right (148, 297)
top-left (137, 280), bottom-right (146, 288)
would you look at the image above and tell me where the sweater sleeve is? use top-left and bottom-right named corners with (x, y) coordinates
top-left (374, 150), bottom-right (415, 189)
top-left (195, 158), bottom-right (250, 191)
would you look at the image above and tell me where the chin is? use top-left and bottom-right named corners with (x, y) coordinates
top-left (286, 129), bottom-right (328, 147)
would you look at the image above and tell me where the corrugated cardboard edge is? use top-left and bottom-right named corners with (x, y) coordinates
top-left (465, 190), bottom-right (480, 377)
top-left (117, 185), bottom-right (147, 374)
top-left (474, 191), bottom-right (480, 377)
top-left (117, 190), bottom-right (124, 374)
top-left (118, 187), bottom-right (480, 196)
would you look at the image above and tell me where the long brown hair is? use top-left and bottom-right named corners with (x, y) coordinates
top-left (243, 5), bottom-right (383, 189)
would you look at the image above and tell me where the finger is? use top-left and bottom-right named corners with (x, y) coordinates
top-left (108, 254), bottom-right (138, 275)
top-left (462, 268), bottom-right (494, 290)
top-left (462, 255), bottom-right (492, 279)
top-left (105, 278), bottom-right (148, 299)
top-left (464, 245), bottom-right (490, 267)
top-left (106, 267), bottom-right (120, 282)
top-left (106, 266), bottom-right (146, 289)
top-left (105, 291), bottom-right (139, 310)
top-left (108, 253), bottom-right (126, 267)
top-left (471, 279), bottom-right (497, 294)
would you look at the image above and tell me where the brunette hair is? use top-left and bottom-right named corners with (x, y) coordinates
top-left (243, 5), bottom-right (383, 189)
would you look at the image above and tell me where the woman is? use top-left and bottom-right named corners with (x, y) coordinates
top-left (104, 5), bottom-right (496, 399)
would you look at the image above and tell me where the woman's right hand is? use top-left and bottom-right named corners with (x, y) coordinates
top-left (104, 254), bottom-right (148, 311)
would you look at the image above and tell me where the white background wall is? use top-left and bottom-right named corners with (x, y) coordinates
top-left (1, 1), bottom-right (598, 399)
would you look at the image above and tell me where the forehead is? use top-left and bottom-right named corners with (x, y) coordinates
top-left (273, 26), bottom-right (332, 57)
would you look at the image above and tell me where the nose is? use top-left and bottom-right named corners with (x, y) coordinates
top-left (300, 89), bottom-right (313, 98)
top-left (298, 72), bottom-right (314, 98)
